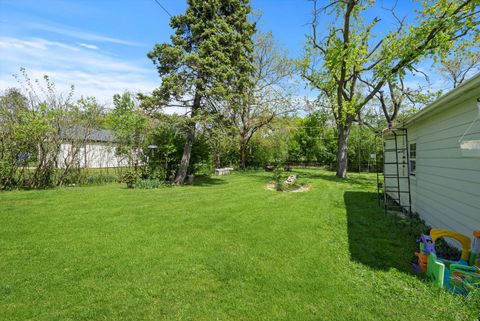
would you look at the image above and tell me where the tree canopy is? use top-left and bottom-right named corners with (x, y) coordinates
top-left (302, 0), bottom-right (480, 178)
top-left (144, 0), bottom-right (256, 184)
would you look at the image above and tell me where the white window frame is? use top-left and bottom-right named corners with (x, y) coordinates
top-left (409, 142), bottom-right (416, 176)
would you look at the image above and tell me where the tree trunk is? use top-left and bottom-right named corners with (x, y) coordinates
top-left (174, 92), bottom-right (201, 185)
top-left (214, 148), bottom-right (221, 169)
top-left (174, 123), bottom-right (195, 185)
top-left (239, 142), bottom-right (247, 171)
top-left (336, 124), bottom-right (351, 178)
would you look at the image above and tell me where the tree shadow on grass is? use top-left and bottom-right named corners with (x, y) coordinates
top-left (344, 191), bottom-right (418, 273)
top-left (193, 175), bottom-right (228, 187)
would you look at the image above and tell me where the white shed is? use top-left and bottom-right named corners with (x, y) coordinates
top-left (384, 73), bottom-right (480, 237)
top-left (57, 127), bottom-right (136, 169)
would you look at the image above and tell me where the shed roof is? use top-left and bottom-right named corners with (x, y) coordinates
top-left (60, 126), bottom-right (116, 143)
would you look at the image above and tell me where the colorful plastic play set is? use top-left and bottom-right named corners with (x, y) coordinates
top-left (413, 229), bottom-right (480, 295)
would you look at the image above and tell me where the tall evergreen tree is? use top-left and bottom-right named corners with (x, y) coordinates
top-left (145, 0), bottom-right (255, 184)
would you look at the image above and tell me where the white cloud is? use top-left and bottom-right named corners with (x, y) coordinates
top-left (0, 37), bottom-right (80, 52)
top-left (78, 43), bottom-right (99, 50)
top-left (30, 22), bottom-right (142, 47)
top-left (0, 36), bottom-right (158, 105)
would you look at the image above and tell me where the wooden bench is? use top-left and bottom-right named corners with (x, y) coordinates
top-left (215, 167), bottom-right (234, 175)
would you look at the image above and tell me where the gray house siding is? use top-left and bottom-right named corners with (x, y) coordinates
top-left (408, 94), bottom-right (480, 237)
top-left (384, 74), bottom-right (480, 237)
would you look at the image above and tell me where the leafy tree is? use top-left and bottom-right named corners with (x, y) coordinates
top-left (146, 114), bottom-right (215, 181)
top-left (201, 121), bottom-right (238, 168)
top-left (107, 92), bottom-right (147, 169)
top-left (438, 48), bottom-right (480, 88)
top-left (56, 97), bottom-right (106, 186)
top-left (373, 78), bottom-right (440, 128)
top-left (291, 111), bottom-right (330, 163)
top-left (145, 116), bottom-right (186, 181)
top-left (0, 88), bottom-right (34, 189)
top-left (0, 69), bottom-right (89, 189)
top-left (228, 31), bottom-right (297, 170)
top-left (248, 117), bottom-right (292, 167)
top-left (348, 124), bottom-right (377, 172)
top-left (144, 0), bottom-right (256, 184)
top-left (303, 0), bottom-right (480, 178)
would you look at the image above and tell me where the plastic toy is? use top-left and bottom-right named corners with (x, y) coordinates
top-left (413, 228), bottom-right (480, 295)
top-left (429, 229), bottom-right (471, 262)
top-left (470, 230), bottom-right (480, 268)
top-left (413, 234), bottom-right (435, 273)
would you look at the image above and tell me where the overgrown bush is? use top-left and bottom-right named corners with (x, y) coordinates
top-left (145, 167), bottom-right (166, 181)
top-left (106, 92), bottom-right (147, 169)
top-left (121, 169), bottom-right (139, 189)
top-left (0, 71), bottom-right (107, 190)
top-left (193, 162), bottom-right (212, 176)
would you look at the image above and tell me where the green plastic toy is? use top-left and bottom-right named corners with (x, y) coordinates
top-left (415, 229), bottom-right (480, 295)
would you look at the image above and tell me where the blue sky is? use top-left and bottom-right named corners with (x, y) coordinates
top-left (0, 0), bottom-right (444, 105)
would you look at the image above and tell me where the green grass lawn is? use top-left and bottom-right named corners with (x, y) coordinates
top-left (0, 170), bottom-right (478, 320)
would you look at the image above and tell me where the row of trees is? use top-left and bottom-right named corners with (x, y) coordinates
top-left (0, 74), bottom-right (376, 190)
top-left (0, 74), bottom-right (152, 190)
top-left (301, 0), bottom-right (479, 177)
top-left (0, 71), bottom-right (107, 189)
top-left (1, 0), bottom-right (478, 189)
top-left (141, 0), bottom-right (479, 181)
top-left (140, 0), bottom-right (306, 183)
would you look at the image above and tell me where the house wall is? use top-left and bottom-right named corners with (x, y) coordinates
top-left (57, 143), bottom-right (130, 168)
top-left (406, 94), bottom-right (480, 237)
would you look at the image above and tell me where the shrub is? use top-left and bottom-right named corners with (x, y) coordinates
top-left (193, 162), bottom-right (212, 176)
top-left (136, 178), bottom-right (165, 189)
top-left (146, 167), bottom-right (166, 181)
top-left (272, 167), bottom-right (284, 191)
top-left (122, 169), bottom-right (139, 189)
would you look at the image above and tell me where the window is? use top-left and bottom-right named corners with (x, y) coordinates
top-left (409, 143), bottom-right (416, 176)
